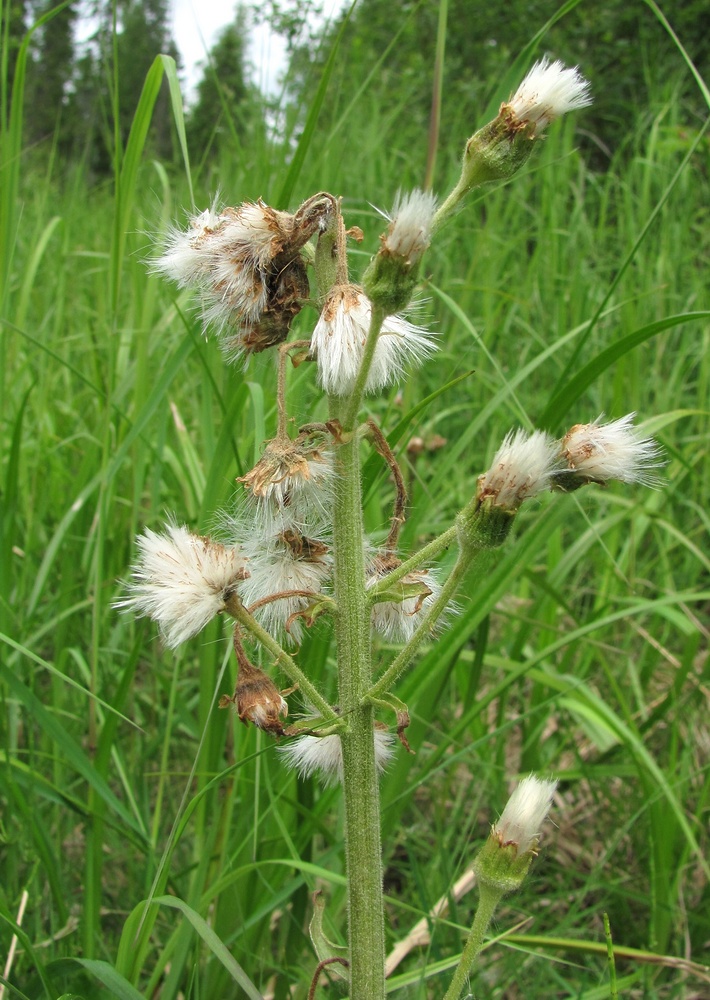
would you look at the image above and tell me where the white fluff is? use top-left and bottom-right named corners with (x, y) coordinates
top-left (117, 522), bottom-right (248, 648)
top-left (239, 532), bottom-right (332, 645)
top-left (384, 190), bottom-right (437, 263)
top-left (278, 730), bottom-right (396, 785)
top-left (561, 414), bottom-right (663, 485)
top-left (478, 429), bottom-right (559, 509)
top-left (369, 566), bottom-right (444, 643)
top-left (494, 775), bottom-right (558, 854)
top-left (312, 284), bottom-right (436, 396)
top-left (152, 201), bottom-right (284, 334)
top-left (509, 58), bottom-right (592, 134)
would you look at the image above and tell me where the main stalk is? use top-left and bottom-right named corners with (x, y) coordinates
top-left (331, 420), bottom-right (386, 1000)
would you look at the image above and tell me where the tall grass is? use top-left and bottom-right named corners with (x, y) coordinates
top-left (0, 5), bottom-right (709, 998)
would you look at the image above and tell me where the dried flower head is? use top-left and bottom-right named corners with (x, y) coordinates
top-left (311, 283), bottom-right (436, 396)
top-left (504, 58), bottom-right (592, 135)
top-left (117, 522), bottom-right (249, 648)
top-left (278, 728), bottom-right (395, 785)
top-left (153, 195), bottom-right (332, 357)
top-left (220, 638), bottom-right (289, 735)
top-left (477, 429), bottom-right (559, 511)
top-left (557, 414), bottom-right (663, 488)
top-left (237, 434), bottom-right (335, 511)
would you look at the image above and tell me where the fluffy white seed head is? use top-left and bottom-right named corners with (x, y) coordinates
top-left (494, 775), bottom-right (558, 854)
top-left (383, 190), bottom-right (438, 263)
top-left (152, 208), bottom-right (224, 287)
top-left (477, 429), bottom-right (559, 510)
top-left (278, 730), bottom-right (396, 785)
top-left (117, 523), bottom-right (249, 648)
top-left (561, 414), bottom-right (663, 485)
top-left (311, 284), bottom-right (436, 396)
top-left (508, 58), bottom-right (592, 134)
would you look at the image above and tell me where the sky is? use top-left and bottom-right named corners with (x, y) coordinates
top-left (169, 0), bottom-right (289, 99)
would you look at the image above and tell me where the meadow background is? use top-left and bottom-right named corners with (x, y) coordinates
top-left (1, 0), bottom-right (709, 997)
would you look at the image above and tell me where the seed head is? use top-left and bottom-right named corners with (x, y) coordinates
top-left (239, 528), bottom-right (332, 645)
top-left (472, 774), bottom-right (558, 896)
top-left (558, 414), bottom-right (663, 488)
top-left (477, 429), bottom-right (559, 511)
top-left (493, 775), bottom-right (558, 855)
top-left (237, 435), bottom-right (335, 511)
top-left (311, 284), bottom-right (436, 396)
top-left (382, 190), bottom-right (437, 264)
top-left (153, 196), bottom-right (331, 357)
top-left (505, 58), bottom-right (592, 135)
top-left (117, 522), bottom-right (249, 648)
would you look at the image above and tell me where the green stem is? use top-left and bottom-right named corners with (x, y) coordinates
top-left (443, 883), bottom-right (504, 1000)
top-left (224, 595), bottom-right (337, 725)
top-left (343, 303), bottom-right (386, 431)
top-left (432, 177), bottom-right (469, 234)
top-left (331, 408), bottom-right (386, 1000)
top-left (366, 525), bottom-right (457, 602)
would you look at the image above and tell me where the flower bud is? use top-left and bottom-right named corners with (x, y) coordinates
top-left (473, 775), bottom-right (557, 895)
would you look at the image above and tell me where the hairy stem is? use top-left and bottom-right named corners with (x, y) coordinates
top-left (330, 412), bottom-right (386, 1000)
top-left (442, 883), bottom-right (503, 1000)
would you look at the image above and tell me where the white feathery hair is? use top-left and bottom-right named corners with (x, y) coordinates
top-left (312, 285), bottom-right (436, 396)
top-left (116, 521), bottom-right (248, 648)
top-left (494, 775), bottom-right (558, 854)
top-left (384, 189), bottom-right (438, 263)
top-left (368, 566), bottom-right (445, 643)
top-left (278, 730), bottom-right (396, 785)
top-left (152, 201), bottom-right (286, 333)
top-left (509, 57), bottom-right (592, 133)
top-left (561, 413), bottom-right (663, 486)
top-left (238, 531), bottom-right (332, 645)
top-left (478, 429), bottom-right (560, 509)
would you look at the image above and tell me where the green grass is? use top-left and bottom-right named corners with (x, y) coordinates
top-left (1, 7), bottom-right (709, 1000)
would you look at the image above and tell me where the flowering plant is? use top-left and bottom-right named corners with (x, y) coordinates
top-left (120, 59), bottom-right (661, 998)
